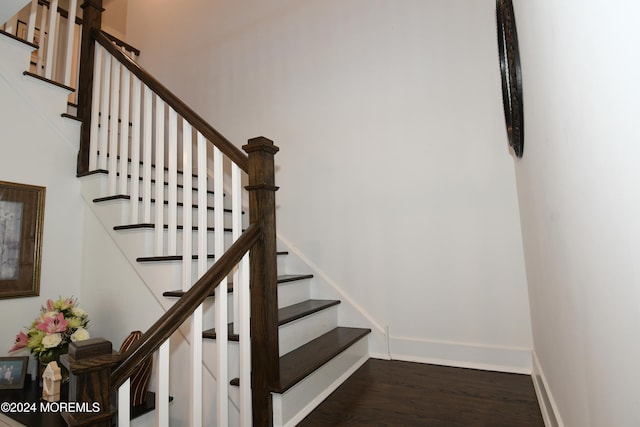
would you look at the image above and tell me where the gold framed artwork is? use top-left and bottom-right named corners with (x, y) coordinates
top-left (0, 181), bottom-right (45, 299)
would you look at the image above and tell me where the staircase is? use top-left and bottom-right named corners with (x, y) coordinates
top-left (81, 169), bottom-right (371, 426)
top-left (1, 2), bottom-right (371, 426)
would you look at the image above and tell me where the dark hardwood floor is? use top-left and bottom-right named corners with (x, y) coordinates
top-left (298, 359), bottom-right (544, 427)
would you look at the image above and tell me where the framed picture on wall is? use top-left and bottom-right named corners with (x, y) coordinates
top-left (0, 357), bottom-right (29, 390)
top-left (0, 181), bottom-right (45, 299)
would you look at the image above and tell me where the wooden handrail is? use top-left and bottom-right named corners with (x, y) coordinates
top-left (102, 31), bottom-right (140, 56)
top-left (111, 223), bottom-right (261, 389)
top-left (92, 29), bottom-right (249, 173)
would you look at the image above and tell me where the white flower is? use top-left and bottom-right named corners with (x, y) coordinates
top-left (70, 327), bottom-right (90, 342)
top-left (42, 333), bottom-right (62, 349)
top-left (71, 307), bottom-right (87, 318)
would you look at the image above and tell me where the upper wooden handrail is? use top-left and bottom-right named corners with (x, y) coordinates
top-left (102, 31), bottom-right (140, 56)
top-left (93, 29), bottom-right (249, 172)
top-left (110, 223), bottom-right (261, 389)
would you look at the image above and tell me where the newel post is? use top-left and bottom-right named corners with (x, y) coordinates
top-left (76, 0), bottom-right (103, 175)
top-left (243, 136), bottom-right (280, 426)
top-left (59, 338), bottom-right (119, 427)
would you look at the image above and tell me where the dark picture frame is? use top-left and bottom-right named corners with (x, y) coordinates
top-left (0, 356), bottom-right (29, 389)
top-left (496, 0), bottom-right (524, 158)
top-left (0, 181), bottom-right (45, 299)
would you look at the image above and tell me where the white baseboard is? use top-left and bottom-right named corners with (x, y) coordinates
top-left (388, 335), bottom-right (533, 374)
top-left (532, 351), bottom-right (564, 427)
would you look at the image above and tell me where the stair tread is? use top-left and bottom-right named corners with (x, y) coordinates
top-left (163, 281), bottom-right (233, 297)
top-left (273, 326), bottom-right (371, 393)
top-left (278, 299), bottom-right (340, 326)
top-left (202, 299), bottom-right (340, 341)
top-left (89, 169), bottom-right (220, 196)
top-left (94, 194), bottom-right (233, 213)
top-left (277, 273), bottom-right (314, 283)
top-left (138, 254), bottom-right (215, 262)
top-left (139, 250), bottom-right (288, 263)
top-left (163, 272), bottom-right (311, 297)
top-left (115, 224), bottom-right (231, 233)
top-left (203, 324), bottom-right (239, 341)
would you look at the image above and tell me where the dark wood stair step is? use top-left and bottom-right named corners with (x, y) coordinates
top-left (230, 327), bottom-right (371, 391)
top-left (94, 194), bottom-right (233, 213)
top-left (203, 323), bottom-right (239, 341)
top-left (114, 223), bottom-right (232, 233)
top-left (86, 169), bottom-right (222, 197)
top-left (274, 327), bottom-right (371, 393)
top-left (202, 299), bottom-right (340, 341)
top-left (162, 269), bottom-right (301, 298)
top-left (278, 299), bottom-right (340, 326)
top-left (23, 70), bottom-right (74, 92)
top-left (163, 281), bottom-right (234, 298)
top-left (139, 250), bottom-right (289, 264)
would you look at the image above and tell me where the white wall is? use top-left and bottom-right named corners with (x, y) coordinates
top-left (514, 0), bottom-right (640, 425)
top-left (126, 0), bottom-right (533, 371)
top-left (0, 0), bottom-right (25, 24)
top-left (0, 37), bottom-right (84, 366)
top-left (103, 0), bottom-right (128, 40)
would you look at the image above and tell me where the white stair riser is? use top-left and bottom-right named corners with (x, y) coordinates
top-left (278, 306), bottom-right (338, 356)
top-left (199, 304), bottom-right (340, 357)
top-left (278, 280), bottom-right (311, 309)
top-left (95, 156), bottom-right (239, 197)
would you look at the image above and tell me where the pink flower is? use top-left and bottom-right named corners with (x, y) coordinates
top-left (9, 331), bottom-right (28, 353)
top-left (46, 299), bottom-right (55, 311)
top-left (58, 298), bottom-right (75, 311)
top-left (36, 312), bottom-right (69, 334)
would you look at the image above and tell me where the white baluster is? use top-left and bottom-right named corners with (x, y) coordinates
top-left (238, 251), bottom-right (251, 426)
top-left (118, 379), bottom-right (131, 427)
top-left (129, 76), bottom-right (142, 224)
top-left (26, 0), bottom-right (37, 43)
top-left (190, 305), bottom-right (203, 427)
top-left (88, 43), bottom-right (103, 171)
top-left (97, 52), bottom-right (111, 170)
top-left (63, 0), bottom-right (77, 87)
top-left (197, 132), bottom-right (207, 276)
top-left (36, 6), bottom-right (47, 75)
top-left (142, 86), bottom-right (153, 223)
top-left (154, 96), bottom-right (166, 255)
top-left (167, 108), bottom-right (178, 255)
top-left (157, 340), bottom-right (170, 427)
top-left (182, 121), bottom-right (193, 288)
top-left (183, 122), bottom-right (202, 426)
top-left (232, 166), bottom-right (242, 332)
top-left (234, 164), bottom-right (252, 426)
top-left (44, 0), bottom-right (58, 79)
top-left (118, 67), bottom-right (131, 196)
top-left (213, 146), bottom-right (229, 426)
top-left (107, 59), bottom-right (121, 195)
top-left (197, 132), bottom-right (208, 424)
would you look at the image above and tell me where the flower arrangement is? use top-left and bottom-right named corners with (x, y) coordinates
top-left (9, 297), bottom-right (90, 368)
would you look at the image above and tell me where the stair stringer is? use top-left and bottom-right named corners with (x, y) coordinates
top-left (264, 235), bottom-right (381, 425)
top-left (276, 233), bottom-right (389, 357)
